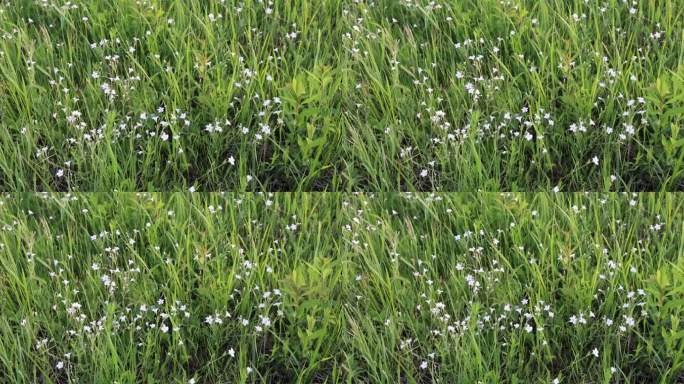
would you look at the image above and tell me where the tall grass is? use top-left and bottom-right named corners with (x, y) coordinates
top-left (0, 192), bottom-right (682, 382)
top-left (0, 1), bottom-right (683, 190)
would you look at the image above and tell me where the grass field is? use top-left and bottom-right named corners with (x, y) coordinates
top-left (1, 0), bottom-right (683, 383)
top-left (1, 0), bottom-right (684, 191)
top-left (0, 193), bottom-right (682, 383)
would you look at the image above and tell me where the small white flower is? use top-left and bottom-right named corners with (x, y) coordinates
top-left (228, 348), bottom-right (235, 358)
top-left (591, 348), bottom-right (599, 358)
top-left (592, 156), bottom-right (599, 166)
top-left (420, 169), bottom-right (428, 178)
top-left (420, 361), bottom-right (428, 370)
top-left (228, 156), bottom-right (235, 166)
top-left (56, 169), bottom-right (64, 178)
top-left (56, 361), bottom-right (64, 370)
top-left (624, 316), bottom-right (635, 327)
